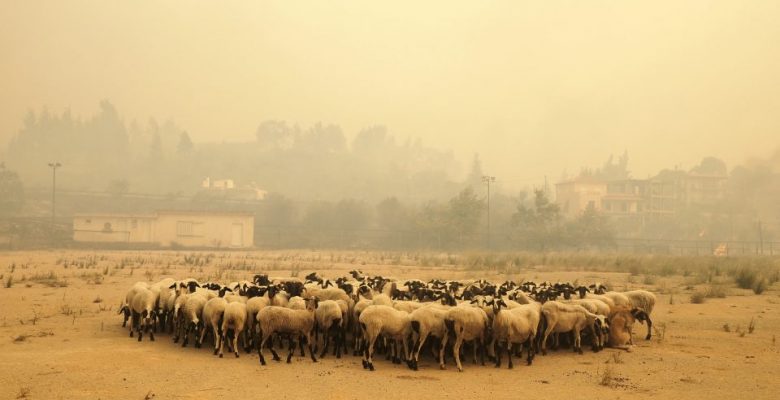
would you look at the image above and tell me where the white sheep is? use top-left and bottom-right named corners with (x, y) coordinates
top-left (315, 300), bottom-right (343, 358)
top-left (623, 290), bottom-right (656, 340)
top-left (219, 301), bottom-right (248, 358)
top-left (540, 301), bottom-right (606, 355)
top-left (181, 293), bottom-right (208, 348)
top-left (443, 304), bottom-right (489, 372)
top-left (130, 287), bottom-right (157, 342)
top-left (256, 299), bottom-right (318, 365)
top-left (358, 305), bottom-right (413, 371)
top-left (119, 281), bottom-right (149, 328)
top-left (200, 295), bottom-right (228, 354)
top-left (409, 304), bottom-right (449, 370)
top-left (491, 300), bottom-right (541, 368)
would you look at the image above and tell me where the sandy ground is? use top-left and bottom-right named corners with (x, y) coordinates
top-left (0, 250), bottom-right (778, 400)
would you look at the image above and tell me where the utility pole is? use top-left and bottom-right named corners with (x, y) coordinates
top-left (48, 162), bottom-right (61, 226)
top-left (758, 219), bottom-right (764, 255)
top-left (482, 175), bottom-right (495, 249)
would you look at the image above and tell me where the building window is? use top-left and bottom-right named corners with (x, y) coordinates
top-left (102, 222), bottom-right (113, 233)
top-left (131, 219), bottom-right (138, 229)
top-left (85, 219), bottom-right (91, 224)
top-left (177, 221), bottom-right (194, 236)
top-left (621, 203), bottom-right (628, 212)
top-left (587, 200), bottom-right (595, 209)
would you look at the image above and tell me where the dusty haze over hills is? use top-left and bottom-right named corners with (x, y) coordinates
top-left (2, 1), bottom-right (779, 187)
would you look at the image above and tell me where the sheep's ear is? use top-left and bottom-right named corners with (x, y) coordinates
top-left (168, 283), bottom-right (177, 289)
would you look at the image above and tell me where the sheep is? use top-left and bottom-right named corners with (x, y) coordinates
top-left (393, 300), bottom-right (425, 313)
top-left (567, 298), bottom-right (611, 351)
top-left (443, 304), bottom-right (489, 372)
top-left (359, 305), bottom-right (413, 371)
top-left (119, 281), bottom-right (149, 328)
top-left (256, 299), bottom-right (318, 365)
top-left (200, 296), bottom-right (228, 354)
top-left (607, 306), bottom-right (648, 350)
top-left (219, 301), bottom-right (248, 358)
top-left (130, 287), bottom-right (157, 342)
top-left (244, 286), bottom-right (272, 352)
top-left (287, 296), bottom-right (307, 310)
top-left (491, 300), bottom-right (542, 368)
top-left (181, 293), bottom-right (209, 348)
top-left (199, 287), bottom-right (232, 354)
top-left (171, 291), bottom-right (191, 342)
top-left (540, 301), bottom-right (606, 355)
top-left (352, 298), bottom-right (373, 355)
top-left (409, 304), bottom-right (449, 370)
top-left (314, 300), bottom-right (343, 358)
top-left (623, 290), bottom-right (656, 340)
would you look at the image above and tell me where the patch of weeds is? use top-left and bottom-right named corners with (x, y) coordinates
top-left (752, 278), bottom-right (768, 295)
top-left (16, 386), bottom-right (30, 399)
top-left (653, 322), bottom-right (667, 343)
top-left (706, 285), bottom-right (728, 298)
top-left (748, 318), bottom-right (756, 334)
top-left (4, 275), bottom-right (13, 288)
top-left (722, 323), bottom-right (730, 332)
top-left (93, 296), bottom-right (103, 304)
top-left (690, 290), bottom-right (706, 304)
top-left (599, 365), bottom-right (617, 387)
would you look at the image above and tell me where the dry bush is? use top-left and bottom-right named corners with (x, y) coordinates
top-left (690, 290), bottom-right (707, 304)
top-left (748, 318), bottom-right (756, 334)
top-left (722, 323), bottom-right (730, 332)
top-left (705, 285), bottom-right (728, 298)
top-left (752, 278), bottom-right (768, 294)
top-left (4, 275), bottom-right (13, 288)
top-left (599, 365), bottom-right (617, 387)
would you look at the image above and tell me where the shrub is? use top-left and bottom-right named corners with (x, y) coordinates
top-left (690, 290), bottom-right (706, 304)
top-left (705, 285), bottom-right (728, 298)
top-left (4, 275), bottom-right (12, 288)
top-left (735, 268), bottom-right (759, 290)
top-left (752, 278), bottom-right (768, 294)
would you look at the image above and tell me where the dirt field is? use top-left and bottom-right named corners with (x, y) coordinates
top-left (1, 250), bottom-right (778, 400)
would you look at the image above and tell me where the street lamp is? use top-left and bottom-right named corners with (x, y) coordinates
top-left (482, 175), bottom-right (495, 249)
top-left (48, 162), bottom-right (61, 225)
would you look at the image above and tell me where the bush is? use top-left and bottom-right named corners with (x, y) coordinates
top-left (690, 290), bottom-right (706, 304)
top-left (735, 268), bottom-right (760, 290)
top-left (705, 285), bottom-right (728, 298)
top-left (753, 278), bottom-right (769, 294)
top-left (4, 275), bottom-right (12, 288)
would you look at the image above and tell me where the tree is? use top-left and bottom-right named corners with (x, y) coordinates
top-left (106, 179), bottom-right (129, 197)
top-left (566, 203), bottom-right (615, 248)
top-left (0, 166), bottom-right (24, 216)
top-left (511, 189), bottom-right (563, 250)
top-left (465, 153), bottom-right (484, 188)
top-left (177, 131), bottom-right (194, 154)
top-left (257, 193), bottom-right (297, 227)
top-left (376, 197), bottom-right (410, 231)
top-left (256, 120), bottom-right (295, 150)
top-left (447, 187), bottom-right (485, 246)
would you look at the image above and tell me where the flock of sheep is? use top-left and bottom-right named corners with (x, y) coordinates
top-left (119, 270), bottom-right (656, 371)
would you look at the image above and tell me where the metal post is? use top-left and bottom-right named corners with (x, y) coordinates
top-left (48, 162), bottom-right (61, 226)
top-left (482, 175), bottom-right (495, 249)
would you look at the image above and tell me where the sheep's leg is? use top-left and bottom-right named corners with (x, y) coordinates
top-left (233, 329), bottom-right (241, 358)
top-left (472, 339), bottom-right (478, 364)
top-left (148, 321), bottom-right (155, 342)
top-left (257, 334), bottom-right (268, 365)
top-left (320, 327), bottom-right (330, 359)
top-left (454, 336), bottom-right (464, 372)
top-left (402, 336), bottom-right (413, 370)
top-left (438, 332), bottom-right (448, 370)
top-left (363, 335), bottom-right (377, 371)
top-left (307, 332), bottom-right (318, 363)
top-left (644, 315), bottom-right (653, 340)
top-left (525, 337), bottom-right (534, 365)
top-left (494, 336), bottom-right (502, 368)
top-left (413, 331), bottom-right (428, 371)
top-left (541, 325), bottom-right (554, 356)
top-left (479, 338), bottom-right (486, 366)
top-left (506, 341), bottom-right (514, 369)
top-left (487, 336), bottom-right (496, 362)
top-left (590, 325), bottom-right (599, 352)
top-left (299, 335), bottom-right (306, 357)
top-left (574, 330), bottom-right (583, 355)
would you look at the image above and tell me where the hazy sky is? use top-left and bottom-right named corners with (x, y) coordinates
top-left (2, 1), bottom-right (779, 190)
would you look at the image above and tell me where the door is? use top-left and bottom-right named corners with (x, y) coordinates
top-left (231, 223), bottom-right (243, 247)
